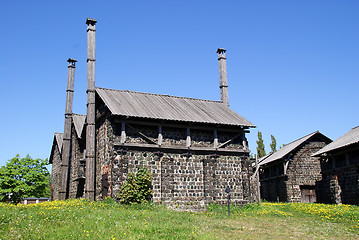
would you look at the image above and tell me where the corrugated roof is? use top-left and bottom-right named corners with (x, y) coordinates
top-left (72, 114), bottom-right (86, 138)
top-left (313, 126), bottom-right (359, 156)
top-left (96, 87), bottom-right (255, 127)
top-left (259, 131), bottom-right (326, 166)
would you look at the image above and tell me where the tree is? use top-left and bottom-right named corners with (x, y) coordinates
top-left (270, 135), bottom-right (277, 153)
top-left (0, 155), bottom-right (50, 203)
top-left (256, 131), bottom-right (266, 158)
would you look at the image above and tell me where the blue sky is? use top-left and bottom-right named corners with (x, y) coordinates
top-left (0, 1), bottom-right (358, 168)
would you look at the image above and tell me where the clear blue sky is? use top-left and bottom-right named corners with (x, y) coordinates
top-left (0, 1), bottom-right (358, 168)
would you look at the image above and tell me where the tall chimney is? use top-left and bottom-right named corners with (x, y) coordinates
top-left (217, 48), bottom-right (229, 107)
top-left (59, 58), bottom-right (77, 200)
top-left (85, 18), bottom-right (97, 201)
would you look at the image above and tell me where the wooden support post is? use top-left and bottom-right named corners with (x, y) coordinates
top-left (213, 129), bottom-right (218, 149)
top-left (186, 128), bottom-right (191, 148)
top-left (85, 18), bottom-right (97, 201)
top-left (59, 58), bottom-right (77, 200)
top-left (242, 133), bottom-right (248, 151)
top-left (120, 122), bottom-right (126, 144)
top-left (158, 125), bottom-right (163, 146)
top-left (255, 154), bottom-right (261, 205)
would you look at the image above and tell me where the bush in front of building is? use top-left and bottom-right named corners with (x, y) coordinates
top-left (117, 168), bottom-right (152, 204)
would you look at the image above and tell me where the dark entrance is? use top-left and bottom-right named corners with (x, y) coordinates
top-left (300, 185), bottom-right (316, 203)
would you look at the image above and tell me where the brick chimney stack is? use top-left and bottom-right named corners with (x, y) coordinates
top-left (217, 48), bottom-right (229, 107)
top-left (85, 18), bottom-right (97, 201)
top-left (59, 58), bottom-right (77, 200)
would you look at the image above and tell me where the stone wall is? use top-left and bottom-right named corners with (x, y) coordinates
top-left (68, 126), bottom-right (86, 199)
top-left (106, 150), bottom-right (252, 210)
top-left (260, 176), bottom-right (287, 202)
top-left (50, 144), bottom-right (61, 201)
top-left (94, 115), bottom-right (254, 209)
top-left (285, 141), bottom-right (326, 202)
top-left (316, 147), bottom-right (359, 205)
top-left (95, 117), bottom-right (114, 201)
top-left (260, 140), bottom-right (327, 203)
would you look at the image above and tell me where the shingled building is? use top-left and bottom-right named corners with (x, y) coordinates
top-left (50, 18), bottom-right (256, 209)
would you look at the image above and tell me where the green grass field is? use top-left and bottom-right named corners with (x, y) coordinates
top-left (0, 199), bottom-right (358, 239)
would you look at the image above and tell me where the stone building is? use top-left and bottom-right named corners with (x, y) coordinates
top-left (49, 132), bottom-right (63, 200)
top-left (259, 131), bottom-right (332, 203)
top-left (50, 18), bottom-right (257, 209)
top-left (49, 114), bottom-right (86, 200)
top-left (313, 126), bottom-right (359, 205)
top-left (67, 114), bottom-right (86, 199)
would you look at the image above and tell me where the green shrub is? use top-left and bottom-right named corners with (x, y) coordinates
top-left (117, 168), bottom-right (152, 204)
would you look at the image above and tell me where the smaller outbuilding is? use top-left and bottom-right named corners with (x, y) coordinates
top-left (313, 126), bottom-right (359, 205)
top-left (259, 131), bottom-right (332, 203)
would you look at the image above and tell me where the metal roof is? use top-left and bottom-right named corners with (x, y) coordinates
top-left (313, 126), bottom-right (359, 156)
top-left (258, 152), bottom-right (273, 165)
top-left (96, 87), bottom-right (255, 127)
top-left (72, 114), bottom-right (86, 138)
top-left (259, 131), bottom-right (330, 166)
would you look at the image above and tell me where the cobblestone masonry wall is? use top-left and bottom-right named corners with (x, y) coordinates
top-left (94, 117), bottom-right (254, 209)
top-left (334, 167), bottom-right (359, 204)
top-left (50, 144), bottom-right (61, 201)
top-left (95, 117), bottom-right (114, 201)
top-left (68, 126), bottom-right (86, 198)
top-left (260, 140), bottom-right (327, 203)
top-left (260, 177), bottom-right (287, 202)
top-left (107, 151), bottom-right (252, 210)
top-left (285, 141), bottom-right (326, 202)
top-left (317, 148), bottom-right (359, 205)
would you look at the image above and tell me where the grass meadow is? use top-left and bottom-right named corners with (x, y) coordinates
top-left (0, 199), bottom-right (358, 239)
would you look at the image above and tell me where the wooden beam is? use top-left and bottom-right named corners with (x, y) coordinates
top-left (217, 133), bottom-right (242, 149)
top-left (158, 125), bottom-right (163, 146)
top-left (126, 123), bottom-right (157, 145)
top-left (213, 129), bottom-right (218, 149)
top-left (113, 118), bottom-right (250, 133)
top-left (120, 122), bottom-right (126, 144)
top-left (113, 142), bottom-right (249, 154)
top-left (284, 160), bottom-right (290, 175)
top-left (186, 128), bottom-right (191, 148)
top-left (242, 133), bottom-right (248, 151)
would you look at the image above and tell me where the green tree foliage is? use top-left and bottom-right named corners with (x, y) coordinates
top-left (256, 131), bottom-right (266, 158)
top-left (0, 155), bottom-right (50, 203)
top-left (117, 168), bottom-right (152, 204)
top-left (270, 135), bottom-right (277, 153)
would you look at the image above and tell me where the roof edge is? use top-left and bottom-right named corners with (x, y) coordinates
top-left (96, 87), bottom-right (224, 104)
